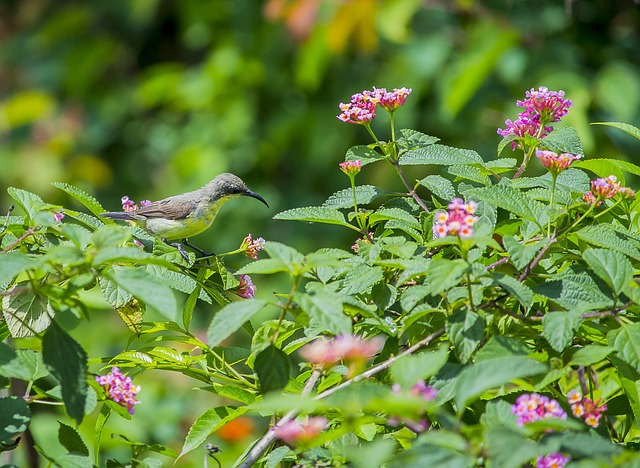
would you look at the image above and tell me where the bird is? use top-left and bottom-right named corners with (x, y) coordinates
top-left (101, 173), bottom-right (268, 259)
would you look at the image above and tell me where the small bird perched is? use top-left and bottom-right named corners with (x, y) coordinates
top-left (102, 173), bottom-right (268, 259)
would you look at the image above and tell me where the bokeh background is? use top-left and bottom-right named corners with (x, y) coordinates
top-left (2, 0), bottom-right (639, 465)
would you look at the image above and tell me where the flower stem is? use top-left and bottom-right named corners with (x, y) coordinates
top-left (548, 173), bottom-right (557, 237)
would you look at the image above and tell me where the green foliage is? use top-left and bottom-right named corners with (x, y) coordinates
top-left (3, 84), bottom-right (640, 467)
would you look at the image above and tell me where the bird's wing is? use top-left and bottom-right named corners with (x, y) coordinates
top-left (134, 196), bottom-right (198, 220)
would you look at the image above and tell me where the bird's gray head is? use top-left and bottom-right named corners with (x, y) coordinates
top-left (207, 173), bottom-right (269, 207)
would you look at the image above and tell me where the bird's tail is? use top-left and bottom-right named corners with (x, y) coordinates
top-left (101, 211), bottom-right (144, 221)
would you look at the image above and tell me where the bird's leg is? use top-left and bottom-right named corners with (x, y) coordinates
top-left (165, 240), bottom-right (191, 262)
top-left (182, 239), bottom-right (214, 257)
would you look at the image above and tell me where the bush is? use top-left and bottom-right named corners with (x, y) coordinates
top-left (2, 86), bottom-right (640, 467)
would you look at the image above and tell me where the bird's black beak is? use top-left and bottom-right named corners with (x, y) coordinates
top-left (246, 190), bottom-right (269, 208)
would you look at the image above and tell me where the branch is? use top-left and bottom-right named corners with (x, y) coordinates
top-left (518, 231), bottom-right (556, 282)
top-left (236, 327), bottom-right (445, 467)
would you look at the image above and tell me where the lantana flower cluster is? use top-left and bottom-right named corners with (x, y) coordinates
top-left (433, 198), bottom-right (479, 239)
top-left (273, 416), bottom-right (328, 445)
top-left (388, 380), bottom-right (438, 433)
top-left (241, 233), bottom-right (265, 260)
top-left (337, 87), bottom-right (412, 124)
top-left (498, 86), bottom-right (572, 147)
top-left (535, 149), bottom-right (581, 175)
top-left (95, 366), bottom-right (141, 414)
top-left (582, 175), bottom-right (635, 205)
top-left (235, 274), bottom-right (257, 299)
top-left (511, 393), bottom-right (567, 426)
top-left (121, 196), bottom-right (151, 212)
top-left (535, 453), bottom-right (571, 468)
top-left (568, 390), bottom-right (607, 428)
top-left (339, 160), bottom-right (362, 177)
top-left (299, 334), bottom-right (384, 376)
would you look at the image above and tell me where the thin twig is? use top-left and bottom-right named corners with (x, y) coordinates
top-left (393, 163), bottom-right (430, 213)
top-left (237, 328), bottom-right (445, 467)
top-left (518, 231), bottom-right (556, 282)
top-left (486, 257), bottom-right (509, 271)
top-left (238, 368), bottom-right (322, 468)
top-left (0, 204), bottom-right (14, 236)
top-left (1, 227), bottom-right (37, 254)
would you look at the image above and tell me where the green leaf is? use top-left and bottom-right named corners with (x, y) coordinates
top-left (475, 336), bottom-right (531, 361)
top-left (52, 182), bottom-right (106, 217)
top-left (399, 144), bottom-right (483, 166)
top-left (369, 207), bottom-right (420, 229)
top-left (42, 322), bottom-right (88, 424)
top-left (447, 309), bottom-right (484, 363)
top-left (0, 346), bottom-right (48, 381)
top-left (389, 442), bottom-right (475, 468)
top-left (608, 323), bottom-right (640, 373)
top-left (91, 225), bottom-right (131, 249)
top-left (178, 406), bottom-right (247, 459)
top-left (263, 241), bottom-right (305, 266)
top-left (555, 432), bottom-right (622, 457)
top-left (340, 264), bottom-right (384, 295)
top-left (533, 269), bottom-right (613, 309)
top-left (491, 272), bottom-right (534, 308)
top-left (0, 252), bottom-right (37, 285)
top-left (568, 344), bottom-right (613, 366)
top-left (98, 276), bottom-right (133, 309)
top-left (502, 236), bottom-right (544, 270)
top-left (296, 292), bottom-right (352, 335)
top-left (323, 185), bottom-right (385, 209)
top-left (2, 282), bottom-right (54, 338)
top-left (418, 175), bottom-right (455, 200)
top-left (466, 185), bottom-right (547, 227)
top-left (255, 344), bottom-right (291, 394)
top-left (105, 266), bottom-right (177, 320)
top-left (345, 145), bottom-right (386, 166)
top-left (236, 258), bottom-right (290, 275)
top-left (58, 422), bottom-right (89, 456)
top-left (447, 165), bottom-right (491, 186)
top-left (582, 248), bottom-right (633, 296)
top-left (391, 345), bottom-right (449, 390)
top-left (592, 121), bottom-right (640, 140)
top-left (542, 311), bottom-right (583, 352)
top-left (0, 396), bottom-right (30, 443)
top-left (577, 224), bottom-right (640, 261)
top-left (574, 158), bottom-right (640, 184)
top-left (540, 126), bottom-right (583, 155)
top-left (497, 134), bottom-right (518, 156)
top-left (610, 357), bottom-right (640, 426)
top-left (7, 187), bottom-right (46, 220)
top-left (397, 129), bottom-right (440, 149)
top-left (207, 299), bottom-right (269, 347)
top-left (486, 427), bottom-right (557, 468)
top-left (427, 259), bottom-right (469, 296)
top-left (454, 356), bottom-right (547, 410)
top-left (273, 206), bottom-right (354, 229)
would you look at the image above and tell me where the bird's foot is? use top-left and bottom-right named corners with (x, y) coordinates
top-left (182, 239), bottom-right (215, 258)
top-left (167, 241), bottom-right (192, 262)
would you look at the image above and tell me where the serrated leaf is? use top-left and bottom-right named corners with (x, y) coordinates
top-left (397, 129), bottom-right (440, 149)
top-left (0, 345), bottom-right (48, 381)
top-left (399, 144), bottom-right (483, 166)
top-left (369, 207), bottom-right (420, 229)
top-left (574, 158), bottom-right (640, 184)
top-left (178, 406), bottom-right (247, 459)
top-left (427, 259), bottom-right (469, 296)
top-left (569, 345), bottom-right (612, 366)
top-left (454, 356), bottom-right (547, 410)
top-left (7, 187), bottom-right (45, 219)
top-left (0, 396), bottom-right (30, 443)
top-left (323, 185), bottom-right (385, 209)
top-left (497, 134), bottom-right (518, 156)
top-left (2, 283), bottom-right (54, 338)
top-left (296, 292), bottom-right (351, 335)
top-left (447, 309), bottom-right (484, 363)
top-left (115, 300), bottom-right (144, 333)
top-left (418, 175), bottom-right (455, 200)
top-left (576, 225), bottom-right (640, 261)
top-left (592, 121), bottom-right (640, 140)
top-left (540, 126), bottom-right (583, 154)
top-left (0, 252), bottom-right (37, 285)
top-left (582, 248), bottom-right (633, 296)
top-left (447, 165), bottom-right (491, 186)
top-left (207, 299), bottom-right (269, 347)
top-left (466, 185), bottom-right (547, 227)
top-left (608, 323), bottom-right (640, 373)
top-left (273, 206), bottom-right (353, 229)
top-left (533, 269), bottom-right (613, 309)
top-left (98, 276), bottom-right (133, 309)
top-left (492, 272), bottom-right (534, 308)
top-left (105, 266), bottom-right (177, 320)
top-left (58, 422), bottom-right (89, 456)
top-left (42, 322), bottom-right (88, 424)
top-left (255, 344), bottom-right (290, 394)
top-left (263, 241), bottom-right (305, 266)
top-left (52, 181), bottom-right (106, 217)
top-left (236, 258), bottom-right (289, 275)
top-left (345, 145), bottom-right (386, 166)
top-left (542, 311), bottom-right (583, 352)
top-left (340, 264), bottom-right (384, 295)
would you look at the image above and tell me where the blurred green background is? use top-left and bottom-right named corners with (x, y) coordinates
top-left (2, 0), bottom-right (640, 465)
